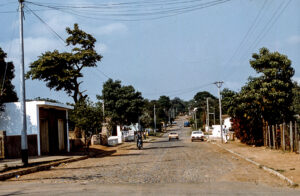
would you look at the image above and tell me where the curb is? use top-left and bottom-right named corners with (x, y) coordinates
top-left (0, 156), bottom-right (88, 181)
top-left (215, 143), bottom-right (298, 187)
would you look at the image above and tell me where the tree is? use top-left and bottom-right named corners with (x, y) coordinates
top-left (228, 48), bottom-right (296, 145)
top-left (192, 91), bottom-right (218, 127)
top-left (0, 47), bottom-right (18, 112)
top-left (171, 97), bottom-right (187, 115)
top-left (157, 95), bottom-right (172, 124)
top-left (228, 77), bottom-right (264, 145)
top-left (100, 79), bottom-right (144, 127)
top-left (221, 88), bottom-right (236, 115)
top-left (250, 47), bottom-right (295, 124)
top-left (26, 24), bottom-right (102, 103)
top-left (69, 98), bottom-right (102, 138)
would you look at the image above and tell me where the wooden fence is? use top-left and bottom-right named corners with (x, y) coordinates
top-left (264, 121), bottom-right (299, 153)
top-left (0, 131), bottom-right (5, 159)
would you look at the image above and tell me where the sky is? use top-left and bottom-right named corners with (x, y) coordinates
top-left (0, 0), bottom-right (299, 104)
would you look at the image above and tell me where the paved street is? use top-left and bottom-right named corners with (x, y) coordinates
top-left (0, 117), bottom-right (299, 195)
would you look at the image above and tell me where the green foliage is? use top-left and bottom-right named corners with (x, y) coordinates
top-left (250, 47), bottom-right (295, 124)
top-left (26, 24), bottom-right (102, 103)
top-left (171, 97), bottom-right (187, 114)
top-left (157, 95), bottom-right (172, 124)
top-left (229, 78), bottom-right (264, 145)
top-left (69, 98), bottom-right (102, 136)
top-left (191, 91), bottom-right (218, 127)
top-left (228, 47), bottom-right (295, 145)
top-left (100, 79), bottom-right (144, 126)
top-left (0, 47), bottom-right (18, 112)
top-left (221, 88), bottom-right (236, 115)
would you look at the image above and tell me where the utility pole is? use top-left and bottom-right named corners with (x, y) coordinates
top-left (19, 0), bottom-right (28, 166)
top-left (154, 104), bottom-right (156, 133)
top-left (102, 100), bottom-right (105, 123)
top-left (214, 81), bottom-right (224, 143)
top-left (206, 98), bottom-right (209, 129)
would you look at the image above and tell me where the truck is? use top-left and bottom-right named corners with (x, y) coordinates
top-left (184, 121), bottom-right (190, 127)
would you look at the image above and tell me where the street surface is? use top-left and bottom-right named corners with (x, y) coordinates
top-left (0, 117), bottom-right (299, 195)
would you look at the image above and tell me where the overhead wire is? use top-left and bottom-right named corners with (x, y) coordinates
top-left (24, 5), bottom-right (66, 46)
top-left (25, 0), bottom-right (231, 21)
top-left (238, 0), bottom-right (291, 64)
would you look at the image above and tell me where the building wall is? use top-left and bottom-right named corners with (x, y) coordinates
top-left (5, 135), bottom-right (38, 158)
top-left (0, 102), bottom-right (38, 136)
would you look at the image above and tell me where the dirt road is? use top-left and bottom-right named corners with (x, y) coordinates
top-left (0, 117), bottom-right (299, 195)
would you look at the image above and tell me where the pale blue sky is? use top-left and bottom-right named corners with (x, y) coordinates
top-left (0, 0), bottom-right (299, 103)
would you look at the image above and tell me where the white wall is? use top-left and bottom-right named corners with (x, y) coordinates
top-left (0, 102), bottom-right (38, 136)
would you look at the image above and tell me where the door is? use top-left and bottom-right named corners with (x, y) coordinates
top-left (58, 119), bottom-right (65, 151)
top-left (40, 119), bottom-right (49, 154)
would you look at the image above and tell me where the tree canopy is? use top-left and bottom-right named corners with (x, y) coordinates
top-left (0, 47), bottom-right (18, 112)
top-left (228, 48), bottom-right (295, 145)
top-left (250, 47), bottom-right (295, 124)
top-left (26, 24), bottom-right (102, 103)
top-left (69, 98), bottom-right (103, 137)
top-left (100, 79), bottom-right (144, 126)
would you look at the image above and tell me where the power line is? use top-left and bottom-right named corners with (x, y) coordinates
top-left (24, 5), bottom-right (66, 45)
top-left (25, 0), bottom-right (231, 21)
top-left (223, 0), bottom-right (268, 70)
top-left (239, 0), bottom-right (291, 63)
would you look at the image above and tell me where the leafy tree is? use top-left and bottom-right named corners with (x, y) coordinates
top-left (221, 88), bottom-right (236, 115)
top-left (100, 79), bottom-right (144, 127)
top-left (0, 47), bottom-right (18, 112)
top-left (192, 91), bottom-right (218, 127)
top-left (69, 98), bottom-right (102, 137)
top-left (228, 48), bottom-right (296, 145)
top-left (250, 47), bottom-right (295, 124)
top-left (157, 95), bottom-right (172, 124)
top-left (26, 24), bottom-right (102, 103)
top-left (228, 77), bottom-right (264, 145)
top-left (171, 97), bottom-right (187, 115)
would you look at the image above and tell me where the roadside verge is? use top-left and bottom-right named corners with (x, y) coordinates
top-left (212, 142), bottom-right (299, 188)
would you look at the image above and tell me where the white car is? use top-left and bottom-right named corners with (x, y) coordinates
top-left (191, 131), bottom-right (205, 142)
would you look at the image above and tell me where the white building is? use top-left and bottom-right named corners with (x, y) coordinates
top-left (0, 101), bottom-right (72, 158)
top-left (211, 117), bottom-right (232, 140)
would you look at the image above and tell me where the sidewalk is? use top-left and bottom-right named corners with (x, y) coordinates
top-left (216, 140), bottom-right (300, 186)
top-left (0, 144), bottom-right (121, 181)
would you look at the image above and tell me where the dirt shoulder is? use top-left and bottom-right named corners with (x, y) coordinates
top-left (217, 140), bottom-right (300, 186)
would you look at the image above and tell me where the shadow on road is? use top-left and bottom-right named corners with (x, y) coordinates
top-left (142, 146), bottom-right (185, 150)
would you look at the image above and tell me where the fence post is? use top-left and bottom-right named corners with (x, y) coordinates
top-left (272, 125), bottom-right (275, 149)
top-left (263, 123), bottom-right (267, 146)
top-left (282, 122), bottom-right (286, 151)
top-left (290, 121), bottom-right (293, 152)
top-left (268, 125), bottom-right (271, 148)
top-left (295, 121), bottom-right (299, 153)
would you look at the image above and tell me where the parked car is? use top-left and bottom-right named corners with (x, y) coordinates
top-left (191, 131), bottom-right (205, 142)
top-left (168, 132), bottom-right (179, 141)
